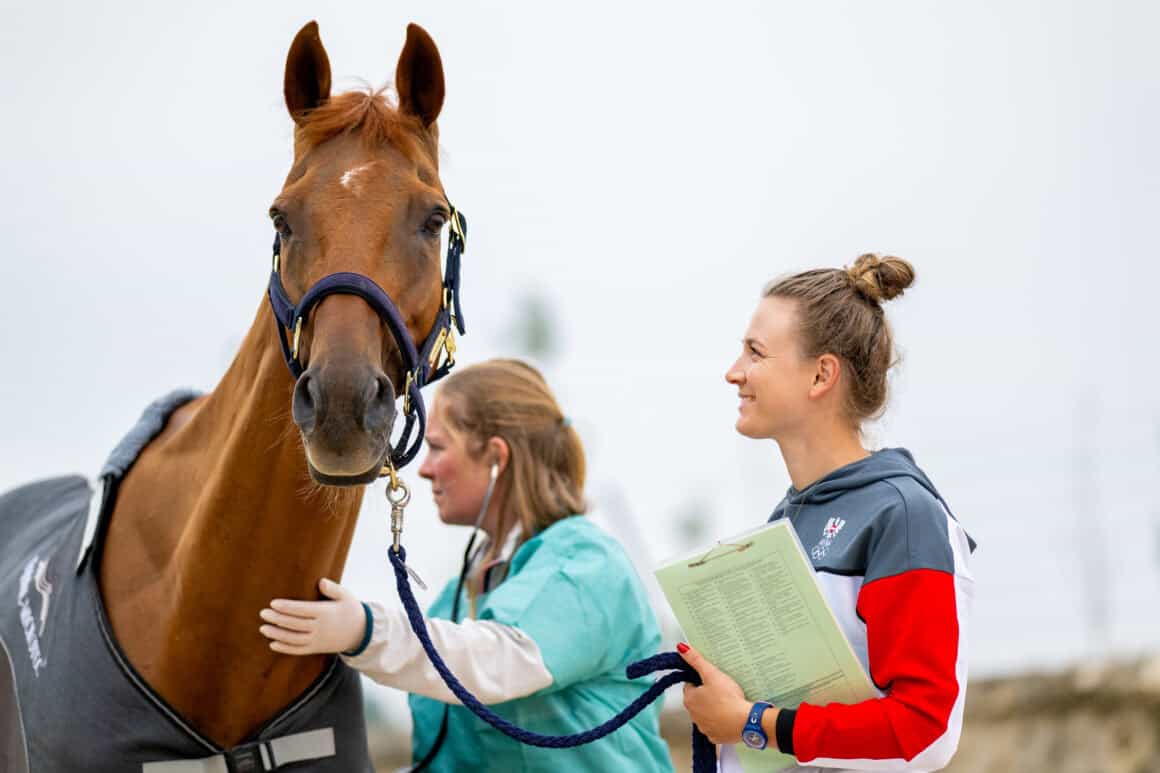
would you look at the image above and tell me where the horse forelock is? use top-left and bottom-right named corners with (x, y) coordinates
top-left (294, 87), bottom-right (436, 165)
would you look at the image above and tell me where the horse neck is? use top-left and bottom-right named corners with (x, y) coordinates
top-left (100, 300), bottom-right (367, 746)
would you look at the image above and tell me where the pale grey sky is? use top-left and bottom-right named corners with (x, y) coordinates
top-left (2, 2), bottom-right (1158, 722)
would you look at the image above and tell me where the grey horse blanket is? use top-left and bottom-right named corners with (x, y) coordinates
top-left (0, 391), bottom-right (374, 772)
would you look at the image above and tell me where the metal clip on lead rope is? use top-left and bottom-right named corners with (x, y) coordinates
top-left (385, 478), bottom-right (409, 552)
top-left (384, 471), bottom-right (427, 590)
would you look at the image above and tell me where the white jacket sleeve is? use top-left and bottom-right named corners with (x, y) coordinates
top-left (340, 601), bottom-right (554, 704)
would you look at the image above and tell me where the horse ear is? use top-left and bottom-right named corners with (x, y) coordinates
top-left (395, 23), bottom-right (444, 127)
top-left (285, 21), bottom-right (332, 126)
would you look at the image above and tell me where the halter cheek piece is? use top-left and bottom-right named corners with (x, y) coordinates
top-left (265, 204), bottom-right (467, 470)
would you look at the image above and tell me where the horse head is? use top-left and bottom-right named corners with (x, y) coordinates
top-left (272, 22), bottom-right (454, 485)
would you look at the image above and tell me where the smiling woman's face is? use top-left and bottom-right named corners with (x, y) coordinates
top-left (724, 296), bottom-right (818, 440)
top-left (417, 396), bottom-right (496, 527)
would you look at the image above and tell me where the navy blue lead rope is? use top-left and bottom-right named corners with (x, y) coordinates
top-left (387, 547), bottom-right (718, 771)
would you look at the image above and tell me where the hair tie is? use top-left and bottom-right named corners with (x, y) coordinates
top-left (560, 416), bottom-right (572, 428)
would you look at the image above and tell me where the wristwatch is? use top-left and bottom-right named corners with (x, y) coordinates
top-left (741, 701), bottom-right (774, 750)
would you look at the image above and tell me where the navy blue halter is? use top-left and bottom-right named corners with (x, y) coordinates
top-left (266, 206), bottom-right (467, 469)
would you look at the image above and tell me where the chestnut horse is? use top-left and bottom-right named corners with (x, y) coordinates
top-left (97, 21), bottom-right (456, 748)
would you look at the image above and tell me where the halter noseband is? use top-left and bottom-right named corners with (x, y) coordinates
top-left (265, 205), bottom-right (467, 470)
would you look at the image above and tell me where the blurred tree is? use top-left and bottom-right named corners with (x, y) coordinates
top-left (509, 291), bottom-right (559, 364)
top-left (673, 496), bottom-right (711, 550)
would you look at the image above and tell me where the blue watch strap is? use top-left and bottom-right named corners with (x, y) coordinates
top-left (341, 601), bottom-right (374, 657)
top-left (743, 701), bottom-right (773, 749)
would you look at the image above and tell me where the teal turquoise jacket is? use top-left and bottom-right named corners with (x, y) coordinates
top-left (408, 515), bottom-right (675, 772)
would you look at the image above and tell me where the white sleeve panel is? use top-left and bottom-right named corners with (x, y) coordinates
top-left (340, 601), bottom-right (554, 705)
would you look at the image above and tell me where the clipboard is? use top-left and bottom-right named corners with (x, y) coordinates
top-left (687, 540), bottom-right (754, 567)
top-left (655, 519), bottom-right (877, 773)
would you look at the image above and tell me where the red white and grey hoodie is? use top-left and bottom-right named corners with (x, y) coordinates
top-left (719, 448), bottom-right (976, 773)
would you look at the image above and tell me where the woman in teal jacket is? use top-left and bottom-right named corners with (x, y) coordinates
top-left (260, 358), bottom-right (673, 772)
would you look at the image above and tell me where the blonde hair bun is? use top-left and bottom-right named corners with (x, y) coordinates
top-left (846, 253), bottom-right (915, 303)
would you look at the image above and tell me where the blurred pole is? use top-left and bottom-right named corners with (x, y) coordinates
top-left (1155, 420), bottom-right (1160, 587)
top-left (588, 480), bottom-right (690, 646)
top-left (591, 481), bottom-right (657, 574)
top-left (1073, 391), bottom-right (1110, 658)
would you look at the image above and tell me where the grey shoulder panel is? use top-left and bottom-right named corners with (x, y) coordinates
top-left (863, 477), bottom-right (954, 585)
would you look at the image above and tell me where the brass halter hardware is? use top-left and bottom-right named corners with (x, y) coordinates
top-left (290, 318), bottom-right (303, 360)
top-left (383, 465), bottom-right (411, 552)
top-left (449, 207), bottom-right (465, 244)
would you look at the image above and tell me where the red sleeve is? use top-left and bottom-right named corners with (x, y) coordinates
top-left (790, 568), bottom-right (962, 767)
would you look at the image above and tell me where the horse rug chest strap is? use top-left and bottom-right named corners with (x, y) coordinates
top-left (142, 727), bottom-right (335, 773)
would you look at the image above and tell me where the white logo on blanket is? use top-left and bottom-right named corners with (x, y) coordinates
top-left (17, 554), bottom-right (53, 676)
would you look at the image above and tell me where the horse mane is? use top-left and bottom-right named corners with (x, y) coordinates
top-left (295, 87), bottom-right (432, 160)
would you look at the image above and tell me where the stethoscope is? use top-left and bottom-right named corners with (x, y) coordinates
top-left (410, 462), bottom-right (499, 772)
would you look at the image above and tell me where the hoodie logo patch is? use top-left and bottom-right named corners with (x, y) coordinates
top-left (811, 517), bottom-right (846, 561)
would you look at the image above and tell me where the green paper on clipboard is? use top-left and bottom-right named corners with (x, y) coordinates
top-left (655, 519), bottom-right (877, 772)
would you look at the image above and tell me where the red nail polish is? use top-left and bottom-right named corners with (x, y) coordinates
top-left (677, 642), bottom-right (689, 654)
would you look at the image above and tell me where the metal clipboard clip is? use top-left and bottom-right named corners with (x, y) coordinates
top-left (687, 540), bottom-right (755, 568)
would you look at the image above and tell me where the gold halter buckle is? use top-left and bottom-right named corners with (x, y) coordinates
top-left (380, 458), bottom-right (400, 489)
top-left (402, 370), bottom-right (416, 415)
top-left (449, 207), bottom-right (465, 246)
top-left (291, 318), bottom-right (303, 360)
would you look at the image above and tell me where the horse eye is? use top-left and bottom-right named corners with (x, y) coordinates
top-left (424, 212), bottom-right (448, 236)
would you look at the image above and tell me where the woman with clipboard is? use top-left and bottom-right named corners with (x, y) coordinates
top-left (679, 255), bottom-right (975, 772)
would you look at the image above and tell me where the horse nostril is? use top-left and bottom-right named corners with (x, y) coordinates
top-left (362, 374), bottom-right (395, 433)
top-left (292, 372), bottom-right (321, 433)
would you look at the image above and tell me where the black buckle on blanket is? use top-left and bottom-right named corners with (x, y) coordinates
top-left (225, 740), bottom-right (272, 773)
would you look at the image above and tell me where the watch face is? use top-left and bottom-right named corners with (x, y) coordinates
top-left (742, 729), bottom-right (767, 750)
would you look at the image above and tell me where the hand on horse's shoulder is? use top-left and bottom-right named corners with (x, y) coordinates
top-left (258, 578), bottom-right (368, 655)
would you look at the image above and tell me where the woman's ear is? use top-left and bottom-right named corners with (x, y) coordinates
top-left (809, 353), bottom-right (843, 400)
top-left (486, 436), bottom-right (511, 475)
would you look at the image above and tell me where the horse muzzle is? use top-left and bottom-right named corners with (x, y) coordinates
top-left (293, 362), bottom-right (396, 485)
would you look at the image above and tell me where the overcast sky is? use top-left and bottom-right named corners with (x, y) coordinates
top-left (3, 1), bottom-right (1158, 723)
